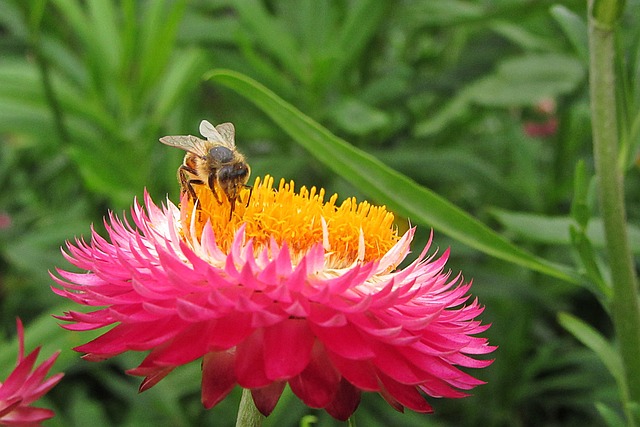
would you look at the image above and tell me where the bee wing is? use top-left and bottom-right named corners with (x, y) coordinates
top-left (199, 120), bottom-right (221, 140)
top-left (200, 120), bottom-right (236, 147)
top-left (159, 135), bottom-right (209, 157)
top-left (215, 123), bottom-right (236, 147)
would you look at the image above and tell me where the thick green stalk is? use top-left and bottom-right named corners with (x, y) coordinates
top-left (588, 0), bottom-right (640, 420)
top-left (235, 389), bottom-right (264, 427)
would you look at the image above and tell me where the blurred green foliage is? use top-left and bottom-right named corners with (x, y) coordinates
top-left (1, 0), bottom-right (639, 426)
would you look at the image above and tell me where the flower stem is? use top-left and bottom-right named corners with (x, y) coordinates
top-left (588, 0), bottom-right (640, 421)
top-left (235, 389), bottom-right (264, 427)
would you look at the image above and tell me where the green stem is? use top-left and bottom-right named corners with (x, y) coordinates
top-left (235, 389), bottom-right (264, 427)
top-left (588, 1), bottom-right (640, 422)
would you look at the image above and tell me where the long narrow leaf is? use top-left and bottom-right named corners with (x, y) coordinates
top-left (550, 5), bottom-right (589, 63)
top-left (558, 312), bottom-right (624, 391)
top-left (87, 0), bottom-right (121, 76)
top-left (233, 0), bottom-right (303, 80)
top-left (138, 1), bottom-right (187, 95)
top-left (206, 69), bottom-right (579, 283)
top-left (151, 48), bottom-right (208, 123)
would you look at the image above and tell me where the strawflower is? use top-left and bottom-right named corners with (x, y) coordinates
top-left (0, 319), bottom-right (63, 427)
top-left (52, 175), bottom-right (494, 420)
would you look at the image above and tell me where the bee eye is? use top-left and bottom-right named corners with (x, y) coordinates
top-left (209, 146), bottom-right (234, 163)
top-left (219, 165), bottom-right (248, 181)
top-left (218, 167), bottom-right (231, 181)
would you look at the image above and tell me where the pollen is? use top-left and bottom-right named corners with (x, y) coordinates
top-left (180, 175), bottom-right (399, 265)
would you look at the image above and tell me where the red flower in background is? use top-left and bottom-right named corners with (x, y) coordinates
top-left (522, 97), bottom-right (559, 138)
top-left (0, 319), bottom-right (63, 427)
top-left (53, 175), bottom-right (494, 420)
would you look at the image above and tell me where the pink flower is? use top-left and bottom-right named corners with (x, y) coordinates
top-left (52, 175), bottom-right (494, 420)
top-left (0, 212), bottom-right (11, 230)
top-left (0, 319), bottom-right (63, 427)
top-left (522, 97), bottom-right (559, 138)
top-left (523, 117), bottom-right (558, 138)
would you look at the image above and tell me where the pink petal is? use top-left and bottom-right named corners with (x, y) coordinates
top-left (263, 320), bottom-right (314, 380)
top-left (370, 343), bottom-right (425, 385)
top-left (135, 367), bottom-right (175, 392)
top-left (378, 372), bottom-right (433, 413)
top-left (235, 330), bottom-right (270, 388)
top-left (0, 349), bottom-right (40, 397)
top-left (312, 324), bottom-right (375, 360)
top-left (288, 342), bottom-right (340, 408)
top-left (206, 313), bottom-right (254, 350)
top-left (325, 379), bottom-right (361, 421)
top-left (143, 322), bottom-right (212, 365)
top-left (201, 351), bottom-right (237, 409)
top-left (0, 398), bottom-right (21, 418)
top-left (0, 406), bottom-right (55, 425)
top-left (251, 381), bottom-right (286, 416)
top-left (327, 352), bottom-right (378, 391)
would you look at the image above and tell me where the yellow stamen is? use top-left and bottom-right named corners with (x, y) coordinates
top-left (181, 175), bottom-right (399, 265)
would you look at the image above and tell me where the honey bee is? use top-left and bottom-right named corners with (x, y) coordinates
top-left (160, 120), bottom-right (251, 218)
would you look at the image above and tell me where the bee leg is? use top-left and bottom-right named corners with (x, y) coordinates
top-left (179, 166), bottom-right (201, 201)
top-left (244, 185), bottom-right (253, 207)
top-left (228, 197), bottom-right (236, 221)
top-left (233, 185), bottom-right (253, 207)
top-left (207, 170), bottom-right (222, 204)
top-left (187, 179), bottom-right (204, 201)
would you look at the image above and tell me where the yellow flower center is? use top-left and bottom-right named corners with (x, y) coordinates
top-left (181, 175), bottom-right (399, 266)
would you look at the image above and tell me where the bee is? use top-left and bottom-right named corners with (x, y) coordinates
top-left (160, 120), bottom-right (251, 219)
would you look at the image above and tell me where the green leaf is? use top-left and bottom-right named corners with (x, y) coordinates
top-left (571, 160), bottom-right (591, 229)
top-left (1, 203), bottom-right (90, 281)
top-left (151, 48), bottom-right (208, 123)
top-left (569, 225), bottom-right (608, 297)
top-left (490, 21), bottom-right (558, 51)
top-left (491, 209), bottom-right (640, 254)
top-left (595, 402), bottom-right (627, 427)
top-left (206, 69), bottom-right (579, 283)
top-left (0, 0), bottom-right (28, 40)
top-left (467, 53), bottom-right (585, 107)
top-left (40, 36), bottom-right (88, 88)
top-left (415, 52), bottom-right (586, 135)
top-left (568, 161), bottom-right (608, 295)
top-left (630, 403), bottom-right (640, 426)
top-left (558, 312), bottom-right (625, 393)
top-left (550, 5), bottom-right (589, 62)
top-left (50, 0), bottom-right (92, 48)
top-left (137, 1), bottom-right (187, 95)
top-left (330, 98), bottom-right (391, 136)
top-left (178, 12), bottom-right (240, 45)
top-left (27, 0), bottom-right (47, 33)
top-left (66, 387), bottom-right (111, 427)
top-left (68, 143), bottom-right (140, 207)
top-left (328, 0), bottom-right (387, 86)
top-left (86, 0), bottom-right (121, 76)
top-left (413, 93), bottom-right (471, 137)
top-left (233, 0), bottom-right (303, 80)
top-left (404, 0), bottom-right (483, 26)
